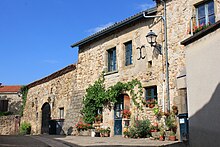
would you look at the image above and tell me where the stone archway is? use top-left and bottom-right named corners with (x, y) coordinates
top-left (41, 102), bottom-right (51, 134)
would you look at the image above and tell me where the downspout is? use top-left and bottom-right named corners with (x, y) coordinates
top-left (162, 0), bottom-right (170, 112)
top-left (143, 0), bottom-right (170, 112)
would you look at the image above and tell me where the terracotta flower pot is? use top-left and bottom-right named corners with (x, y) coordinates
top-left (148, 104), bottom-right (155, 108)
top-left (169, 135), bottom-right (176, 141)
top-left (159, 136), bottom-right (164, 141)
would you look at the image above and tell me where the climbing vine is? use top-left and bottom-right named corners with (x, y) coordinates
top-left (82, 73), bottom-right (144, 124)
top-left (20, 86), bottom-right (28, 116)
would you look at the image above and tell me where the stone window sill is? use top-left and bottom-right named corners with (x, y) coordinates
top-left (104, 70), bottom-right (118, 76)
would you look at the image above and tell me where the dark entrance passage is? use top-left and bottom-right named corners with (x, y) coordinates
top-left (41, 103), bottom-right (51, 134)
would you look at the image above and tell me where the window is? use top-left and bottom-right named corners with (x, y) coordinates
top-left (107, 47), bottom-right (117, 72)
top-left (145, 86), bottom-right (157, 101)
top-left (148, 61), bottom-right (152, 68)
top-left (196, 1), bottom-right (215, 26)
top-left (59, 107), bottom-right (64, 119)
top-left (125, 41), bottom-right (133, 66)
top-left (0, 100), bottom-right (8, 112)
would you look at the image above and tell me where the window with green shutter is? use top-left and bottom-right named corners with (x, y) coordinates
top-left (124, 41), bottom-right (133, 66)
top-left (108, 47), bottom-right (117, 72)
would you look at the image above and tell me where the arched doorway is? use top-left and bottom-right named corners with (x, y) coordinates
top-left (114, 94), bottom-right (130, 135)
top-left (41, 102), bottom-right (51, 134)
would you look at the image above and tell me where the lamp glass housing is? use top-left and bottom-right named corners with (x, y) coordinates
top-left (146, 30), bottom-right (157, 47)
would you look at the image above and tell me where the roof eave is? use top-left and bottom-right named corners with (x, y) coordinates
top-left (71, 7), bottom-right (157, 48)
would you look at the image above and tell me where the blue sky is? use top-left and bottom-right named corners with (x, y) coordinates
top-left (0, 0), bottom-right (155, 85)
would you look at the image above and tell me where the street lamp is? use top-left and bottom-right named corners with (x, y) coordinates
top-left (143, 0), bottom-right (170, 112)
top-left (146, 30), bottom-right (157, 47)
top-left (146, 30), bottom-right (162, 55)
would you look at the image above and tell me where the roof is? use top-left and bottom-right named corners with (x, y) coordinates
top-left (27, 64), bottom-right (76, 89)
top-left (71, 7), bottom-right (157, 48)
top-left (181, 20), bottom-right (220, 46)
top-left (0, 86), bottom-right (22, 93)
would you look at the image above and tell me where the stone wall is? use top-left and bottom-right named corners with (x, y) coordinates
top-left (0, 115), bottom-right (20, 135)
top-left (22, 64), bottom-right (78, 135)
top-left (0, 93), bottom-right (22, 115)
top-left (74, 0), bottom-right (220, 136)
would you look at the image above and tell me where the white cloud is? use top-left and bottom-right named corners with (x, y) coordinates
top-left (88, 22), bottom-right (114, 35)
top-left (138, 3), bottom-right (156, 11)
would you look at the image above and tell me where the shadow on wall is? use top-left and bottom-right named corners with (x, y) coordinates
top-left (9, 101), bottom-right (22, 115)
top-left (67, 127), bottom-right (73, 135)
top-left (189, 83), bottom-right (220, 147)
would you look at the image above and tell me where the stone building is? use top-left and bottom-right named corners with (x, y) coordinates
top-left (22, 0), bottom-right (220, 142)
top-left (71, 0), bottom-right (220, 138)
top-left (22, 64), bottom-right (80, 135)
top-left (0, 85), bottom-right (22, 114)
top-left (0, 85), bottom-right (22, 135)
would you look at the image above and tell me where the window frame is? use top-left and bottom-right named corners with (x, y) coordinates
top-left (145, 86), bottom-right (157, 101)
top-left (59, 107), bottom-right (64, 119)
top-left (124, 41), bottom-right (133, 66)
top-left (196, 1), bottom-right (215, 26)
top-left (0, 100), bottom-right (9, 112)
top-left (107, 47), bottom-right (117, 72)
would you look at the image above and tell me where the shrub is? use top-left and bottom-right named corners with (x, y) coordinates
top-left (165, 115), bottom-right (177, 132)
top-left (20, 122), bottom-right (31, 135)
top-left (128, 119), bottom-right (151, 138)
top-left (0, 111), bottom-right (13, 116)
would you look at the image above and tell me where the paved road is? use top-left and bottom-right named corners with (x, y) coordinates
top-left (0, 135), bottom-right (186, 147)
top-left (0, 135), bottom-right (75, 147)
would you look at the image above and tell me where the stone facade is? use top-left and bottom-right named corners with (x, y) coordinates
top-left (22, 64), bottom-right (79, 135)
top-left (22, 0), bottom-right (220, 138)
top-left (72, 0), bottom-right (220, 137)
top-left (0, 115), bottom-right (20, 135)
top-left (0, 86), bottom-right (22, 114)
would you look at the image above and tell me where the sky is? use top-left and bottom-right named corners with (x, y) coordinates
top-left (0, 0), bottom-right (155, 85)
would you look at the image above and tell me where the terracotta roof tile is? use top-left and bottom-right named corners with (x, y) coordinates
top-left (0, 86), bottom-right (22, 93)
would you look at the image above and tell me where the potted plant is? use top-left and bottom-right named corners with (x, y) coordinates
top-left (150, 122), bottom-right (160, 139)
top-left (172, 105), bottom-right (178, 115)
top-left (99, 128), bottom-right (105, 137)
top-left (105, 127), bottom-right (110, 137)
top-left (165, 115), bottom-right (177, 132)
top-left (95, 114), bottom-right (103, 123)
top-left (159, 130), bottom-right (165, 141)
top-left (122, 109), bottom-right (131, 119)
top-left (123, 127), bottom-right (129, 138)
top-left (100, 127), bottom-right (110, 137)
top-left (75, 121), bottom-right (92, 136)
top-left (165, 114), bottom-right (177, 140)
top-left (146, 99), bottom-right (157, 108)
top-left (169, 131), bottom-right (176, 141)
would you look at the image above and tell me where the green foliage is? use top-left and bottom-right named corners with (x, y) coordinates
top-left (0, 111), bottom-right (13, 116)
top-left (165, 114), bottom-right (177, 132)
top-left (128, 119), bottom-right (151, 138)
top-left (100, 127), bottom-right (110, 134)
top-left (82, 73), bottom-right (144, 124)
top-left (20, 86), bottom-right (28, 116)
top-left (20, 121), bottom-right (31, 135)
top-left (153, 106), bottom-right (159, 115)
top-left (82, 75), bottom-right (106, 123)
